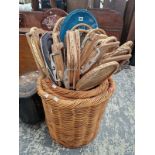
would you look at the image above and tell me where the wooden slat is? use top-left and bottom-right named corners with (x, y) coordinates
top-left (103, 0), bottom-right (127, 17)
top-left (127, 11), bottom-right (135, 41)
top-left (31, 0), bottom-right (39, 11)
top-left (50, 0), bottom-right (56, 8)
top-left (88, 8), bottom-right (123, 40)
top-left (121, 0), bottom-right (135, 43)
top-left (76, 61), bottom-right (119, 90)
top-left (19, 9), bottom-right (67, 30)
top-left (93, 0), bottom-right (100, 8)
top-left (120, 0), bottom-right (135, 65)
top-left (66, 0), bottom-right (88, 12)
top-left (20, 11), bottom-right (44, 28)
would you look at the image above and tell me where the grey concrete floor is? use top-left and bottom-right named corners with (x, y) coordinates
top-left (19, 66), bottom-right (135, 155)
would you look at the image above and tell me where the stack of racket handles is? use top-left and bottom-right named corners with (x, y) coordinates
top-left (26, 17), bottom-right (133, 91)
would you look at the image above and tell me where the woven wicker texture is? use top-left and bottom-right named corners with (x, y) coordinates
top-left (41, 77), bottom-right (109, 99)
top-left (76, 61), bottom-right (119, 91)
top-left (37, 75), bottom-right (115, 148)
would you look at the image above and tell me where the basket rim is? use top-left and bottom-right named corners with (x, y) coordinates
top-left (41, 77), bottom-right (109, 99)
top-left (37, 75), bottom-right (115, 108)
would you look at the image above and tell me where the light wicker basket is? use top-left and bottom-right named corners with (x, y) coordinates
top-left (27, 27), bottom-right (116, 148)
top-left (41, 77), bottom-right (109, 99)
top-left (37, 75), bottom-right (115, 148)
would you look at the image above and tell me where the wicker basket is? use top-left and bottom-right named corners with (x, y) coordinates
top-left (41, 76), bottom-right (109, 99)
top-left (37, 75), bottom-right (115, 148)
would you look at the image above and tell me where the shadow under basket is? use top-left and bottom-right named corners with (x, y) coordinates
top-left (37, 76), bottom-right (115, 148)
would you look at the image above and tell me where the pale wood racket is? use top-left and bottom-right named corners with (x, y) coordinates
top-left (80, 33), bottom-right (108, 67)
top-left (80, 36), bottom-right (119, 74)
top-left (112, 41), bottom-right (133, 56)
top-left (98, 54), bottom-right (132, 65)
top-left (81, 28), bottom-right (107, 49)
top-left (63, 31), bottom-right (74, 89)
top-left (63, 30), bottom-right (81, 89)
top-left (76, 61), bottom-right (119, 91)
top-left (73, 30), bottom-right (80, 89)
top-left (26, 28), bottom-right (48, 77)
top-left (51, 32), bottom-right (64, 81)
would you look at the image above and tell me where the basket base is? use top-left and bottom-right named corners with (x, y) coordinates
top-left (48, 128), bottom-right (99, 148)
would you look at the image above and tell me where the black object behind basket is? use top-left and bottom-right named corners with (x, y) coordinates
top-left (19, 94), bottom-right (44, 124)
top-left (19, 71), bottom-right (45, 124)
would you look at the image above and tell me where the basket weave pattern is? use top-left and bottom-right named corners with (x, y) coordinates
top-left (37, 76), bottom-right (115, 148)
top-left (41, 77), bottom-right (109, 99)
